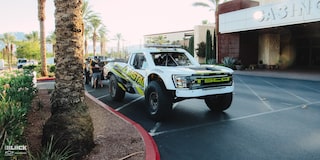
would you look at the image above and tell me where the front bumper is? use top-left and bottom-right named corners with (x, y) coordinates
top-left (174, 84), bottom-right (234, 98)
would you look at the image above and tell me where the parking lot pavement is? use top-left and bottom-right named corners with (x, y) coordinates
top-left (234, 69), bottom-right (320, 81)
top-left (35, 70), bottom-right (320, 159)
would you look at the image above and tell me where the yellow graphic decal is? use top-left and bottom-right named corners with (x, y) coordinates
top-left (195, 77), bottom-right (231, 84)
top-left (113, 64), bottom-right (144, 87)
top-left (127, 71), bottom-right (144, 87)
top-left (135, 86), bottom-right (144, 95)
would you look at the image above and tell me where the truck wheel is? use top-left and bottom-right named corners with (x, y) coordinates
top-left (205, 93), bottom-right (233, 112)
top-left (109, 74), bottom-right (125, 101)
top-left (145, 81), bottom-right (172, 121)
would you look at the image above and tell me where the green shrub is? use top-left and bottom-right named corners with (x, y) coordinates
top-left (49, 65), bottom-right (55, 73)
top-left (221, 57), bottom-right (236, 68)
top-left (29, 136), bottom-right (76, 160)
top-left (25, 64), bottom-right (55, 78)
top-left (207, 58), bottom-right (216, 65)
top-left (3, 70), bottom-right (36, 108)
top-left (0, 100), bottom-right (27, 147)
top-left (22, 65), bottom-right (37, 70)
top-left (0, 70), bottom-right (37, 159)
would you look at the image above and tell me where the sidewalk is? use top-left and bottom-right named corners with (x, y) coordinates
top-left (36, 78), bottom-right (55, 89)
top-left (234, 69), bottom-right (320, 81)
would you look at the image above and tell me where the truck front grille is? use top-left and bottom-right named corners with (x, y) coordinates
top-left (189, 74), bottom-right (233, 89)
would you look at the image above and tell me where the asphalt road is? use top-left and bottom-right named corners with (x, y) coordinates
top-left (85, 74), bottom-right (320, 160)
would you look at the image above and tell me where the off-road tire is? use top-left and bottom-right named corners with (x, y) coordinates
top-left (145, 81), bottom-right (173, 121)
top-left (109, 74), bottom-right (125, 101)
top-left (205, 93), bottom-right (233, 112)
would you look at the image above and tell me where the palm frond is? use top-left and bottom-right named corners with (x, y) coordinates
top-left (192, 2), bottom-right (211, 8)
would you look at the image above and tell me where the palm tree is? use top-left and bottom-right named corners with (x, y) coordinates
top-left (0, 33), bottom-right (15, 70)
top-left (25, 31), bottom-right (39, 42)
top-left (82, 0), bottom-right (99, 25)
top-left (98, 25), bottom-right (108, 55)
top-left (89, 17), bottom-right (102, 56)
top-left (84, 26), bottom-right (91, 57)
top-left (82, 0), bottom-right (99, 57)
top-left (193, 0), bottom-right (229, 12)
top-left (152, 35), bottom-right (169, 44)
top-left (42, 0), bottom-right (94, 158)
top-left (46, 32), bottom-right (56, 57)
top-left (114, 33), bottom-right (123, 58)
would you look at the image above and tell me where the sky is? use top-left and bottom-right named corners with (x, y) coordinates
top-left (0, 0), bottom-right (214, 47)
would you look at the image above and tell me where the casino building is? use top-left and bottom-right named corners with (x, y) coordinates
top-left (218, 0), bottom-right (320, 69)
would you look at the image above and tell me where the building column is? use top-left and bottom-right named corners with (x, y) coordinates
top-left (258, 33), bottom-right (280, 67)
top-left (194, 25), bottom-right (215, 64)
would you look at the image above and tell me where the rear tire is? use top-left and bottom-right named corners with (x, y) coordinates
top-left (145, 81), bottom-right (172, 121)
top-left (205, 93), bottom-right (233, 112)
top-left (109, 74), bottom-right (125, 101)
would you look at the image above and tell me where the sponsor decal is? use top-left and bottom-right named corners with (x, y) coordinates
top-left (113, 64), bottom-right (144, 87)
top-left (194, 77), bottom-right (231, 84)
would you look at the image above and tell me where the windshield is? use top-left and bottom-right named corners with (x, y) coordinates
top-left (151, 52), bottom-right (193, 66)
top-left (18, 59), bottom-right (27, 63)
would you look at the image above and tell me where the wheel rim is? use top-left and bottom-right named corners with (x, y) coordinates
top-left (149, 92), bottom-right (159, 114)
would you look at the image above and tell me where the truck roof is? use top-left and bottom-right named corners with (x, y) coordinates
top-left (132, 44), bottom-right (186, 53)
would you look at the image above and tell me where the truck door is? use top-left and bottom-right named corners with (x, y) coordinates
top-left (128, 53), bottom-right (148, 95)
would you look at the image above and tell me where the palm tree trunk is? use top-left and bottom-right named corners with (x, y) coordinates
top-left (10, 44), bottom-right (13, 70)
top-left (93, 33), bottom-right (96, 56)
top-left (5, 46), bottom-right (11, 71)
top-left (117, 40), bottom-right (120, 58)
top-left (42, 0), bottom-right (94, 158)
top-left (100, 40), bottom-right (105, 56)
top-left (85, 39), bottom-right (88, 57)
top-left (38, 0), bottom-right (48, 76)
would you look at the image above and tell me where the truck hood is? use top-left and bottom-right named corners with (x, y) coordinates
top-left (152, 65), bottom-right (233, 75)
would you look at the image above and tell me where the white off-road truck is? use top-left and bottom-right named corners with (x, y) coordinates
top-left (104, 45), bottom-right (234, 121)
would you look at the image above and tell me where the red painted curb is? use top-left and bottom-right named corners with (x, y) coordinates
top-left (85, 92), bottom-right (161, 160)
top-left (36, 77), bottom-right (55, 81)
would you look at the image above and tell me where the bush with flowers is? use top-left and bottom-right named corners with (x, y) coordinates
top-left (0, 69), bottom-right (37, 158)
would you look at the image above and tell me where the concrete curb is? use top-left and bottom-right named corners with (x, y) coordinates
top-left (36, 77), bottom-right (55, 81)
top-left (85, 92), bottom-right (161, 160)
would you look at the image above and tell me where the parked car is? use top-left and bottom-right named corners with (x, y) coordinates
top-left (17, 58), bottom-right (38, 69)
top-left (17, 58), bottom-right (28, 69)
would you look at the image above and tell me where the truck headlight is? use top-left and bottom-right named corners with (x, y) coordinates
top-left (172, 75), bottom-right (189, 88)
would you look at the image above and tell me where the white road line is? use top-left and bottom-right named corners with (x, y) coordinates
top-left (115, 96), bottom-right (144, 111)
top-left (97, 94), bottom-right (109, 100)
top-left (301, 85), bottom-right (320, 94)
top-left (237, 76), bottom-right (274, 111)
top-left (150, 101), bottom-right (320, 137)
top-left (262, 79), bottom-right (311, 103)
top-left (149, 122), bottom-right (162, 136)
top-left (86, 89), bottom-right (95, 93)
